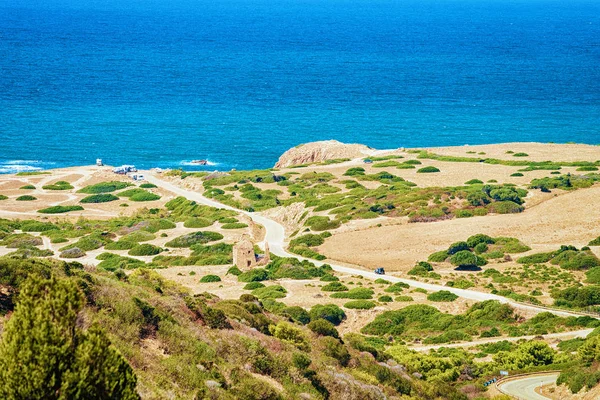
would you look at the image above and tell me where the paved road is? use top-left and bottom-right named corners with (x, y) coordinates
top-left (411, 329), bottom-right (593, 352)
top-left (144, 172), bottom-right (596, 319)
top-left (497, 373), bottom-right (559, 400)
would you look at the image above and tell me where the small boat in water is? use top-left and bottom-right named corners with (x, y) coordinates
top-left (190, 159), bottom-right (208, 165)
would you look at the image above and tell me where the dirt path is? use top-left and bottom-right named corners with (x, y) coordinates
top-left (143, 171), bottom-right (598, 320)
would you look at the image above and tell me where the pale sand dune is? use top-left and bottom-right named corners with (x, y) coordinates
top-left (319, 184), bottom-right (600, 272)
top-left (424, 142), bottom-right (600, 162)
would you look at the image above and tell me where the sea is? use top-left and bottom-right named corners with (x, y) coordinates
top-left (1, 0), bottom-right (599, 174)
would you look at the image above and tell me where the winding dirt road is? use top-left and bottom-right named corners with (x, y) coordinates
top-left (143, 172), bottom-right (597, 320)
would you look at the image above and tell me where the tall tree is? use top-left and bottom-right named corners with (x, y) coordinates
top-left (0, 275), bottom-right (139, 399)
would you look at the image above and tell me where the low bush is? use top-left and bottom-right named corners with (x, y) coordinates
top-left (320, 336), bottom-right (350, 366)
top-left (449, 250), bottom-right (487, 267)
top-left (321, 282), bottom-right (348, 292)
top-left (269, 322), bottom-right (310, 351)
top-left (183, 217), bottom-right (212, 228)
top-left (344, 300), bottom-right (376, 309)
top-left (488, 201), bottom-right (524, 214)
top-left (330, 287), bottom-right (374, 299)
top-left (518, 252), bottom-right (555, 264)
top-left (119, 189), bottom-right (161, 202)
top-left (395, 296), bottom-right (414, 302)
top-left (385, 282), bottom-right (410, 293)
top-left (38, 205), bottom-right (83, 213)
top-left (309, 304), bottom-right (346, 325)
top-left (243, 282), bottom-right (265, 290)
top-left (427, 290), bottom-right (458, 302)
top-left (60, 247), bottom-right (86, 258)
top-left (16, 195), bottom-right (37, 201)
top-left (78, 181), bottom-right (132, 194)
top-left (128, 243), bottom-right (162, 256)
top-left (305, 216), bottom-right (340, 231)
top-left (378, 295), bottom-right (393, 302)
top-left (221, 222), bottom-right (248, 229)
top-left (428, 250), bottom-right (449, 262)
top-left (165, 231), bottom-right (223, 247)
top-left (80, 194), bottom-right (119, 203)
top-left (105, 240), bottom-right (136, 250)
top-left (589, 237), bottom-right (600, 246)
top-left (510, 172), bottom-right (524, 177)
top-left (282, 306), bottom-right (311, 325)
top-left (307, 319), bottom-right (339, 338)
top-left (42, 181), bottom-right (73, 190)
top-left (251, 285), bottom-right (287, 299)
top-left (199, 274), bottom-right (221, 283)
top-left (513, 152), bottom-right (529, 157)
top-left (417, 166), bottom-right (440, 173)
top-left (238, 268), bottom-right (269, 282)
top-left (139, 183), bottom-right (158, 188)
top-left (19, 185), bottom-right (35, 190)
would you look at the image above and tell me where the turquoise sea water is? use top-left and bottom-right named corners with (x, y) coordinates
top-left (1, 0), bottom-right (599, 173)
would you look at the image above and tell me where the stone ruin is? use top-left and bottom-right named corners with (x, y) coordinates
top-left (233, 235), bottom-right (270, 270)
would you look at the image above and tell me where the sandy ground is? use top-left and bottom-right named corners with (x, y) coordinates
top-left (0, 166), bottom-right (171, 219)
top-left (319, 183), bottom-right (600, 272)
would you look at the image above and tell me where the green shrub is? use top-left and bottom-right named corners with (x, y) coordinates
top-left (321, 282), bottom-right (348, 292)
top-left (243, 282), bottom-right (265, 290)
top-left (19, 185), bottom-right (35, 190)
top-left (119, 189), bottom-right (160, 202)
top-left (104, 240), bottom-right (136, 250)
top-left (466, 234), bottom-right (495, 248)
top-left (139, 183), bottom-right (158, 188)
top-left (378, 295), bottom-right (393, 302)
top-left (183, 217), bottom-right (212, 228)
top-left (417, 166), bottom-right (440, 173)
top-left (510, 172), bottom-right (524, 177)
top-left (309, 304), bottom-right (346, 325)
top-left (518, 252), bottom-right (555, 264)
top-left (395, 296), bottom-right (414, 302)
top-left (589, 237), bottom-right (600, 246)
top-left (330, 288), bottom-right (373, 299)
top-left (488, 201), bottom-right (524, 214)
top-left (292, 353), bottom-right (311, 370)
top-left (122, 230), bottom-right (155, 242)
top-left (221, 223), bottom-right (248, 229)
top-left (385, 282), bottom-right (410, 293)
top-left (251, 285), bottom-right (287, 299)
top-left (0, 195), bottom-right (7, 201)
top-left (447, 241), bottom-right (469, 255)
top-left (307, 319), bottom-right (339, 338)
top-left (465, 179), bottom-right (483, 185)
top-left (320, 274), bottom-right (339, 282)
top-left (320, 336), bottom-right (350, 366)
top-left (38, 205), bottom-right (84, 214)
top-left (78, 181), bottom-right (132, 194)
top-left (238, 268), bottom-right (269, 282)
top-left (269, 322), bottom-right (310, 351)
top-left (16, 195), bottom-right (37, 201)
top-left (513, 152), bottom-right (529, 157)
top-left (428, 250), bottom-right (449, 262)
top-left (80, 194), bottom-right (119, 203)
top-left (165, 231), bottom-right (223, 247)
top-left (282, 306), bottom-right (311, 325)
top-left (577, 166), bottom-right (598, 171)
top-left (60, 247), bottom-right (86, 258)
top-left (199, 274), bottom-right (221, 283)
top-left (449, 251), bottom-right (487, 267)
top-left (128, 244), bottom-right (162, 256)
top-left (427, 290), bottom-right (458, 302)
top-left (344, 300), bottom-right (376, 309)
top-left (42, 181), bottom-right (73, 190)
top-left (305, 216), bottom-right (340, 231)
top-left (227, 266), bottom-right (242, 276)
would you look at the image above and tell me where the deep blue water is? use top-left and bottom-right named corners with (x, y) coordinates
top-left (1, 0), bottom-right (599, 173)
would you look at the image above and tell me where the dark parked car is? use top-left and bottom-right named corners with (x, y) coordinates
top-left (374, 267), bottom-right (385, 275)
